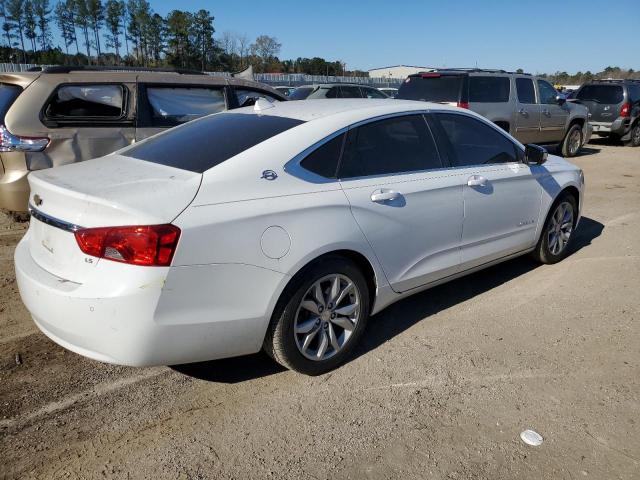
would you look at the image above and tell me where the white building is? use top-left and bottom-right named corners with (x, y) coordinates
top-left (368, 65), bottom-right (433, 79)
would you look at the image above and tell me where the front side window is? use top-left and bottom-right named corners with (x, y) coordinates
top-left (300, 133), bottom-right (345, 178)
top-left (361, 87), bottom-right (387, 99)
top-left (124, 113), bottom-right (304, 173)
top-left (434, 113), bottom-right (519, 166)
top-left (45, 84), bottom-right (125, 118)
top-left (339, 86), bottom-right (363, 98)
top-left (146, 87), bottom-right (225, 126)
top-left (469, 76), bottom-right (510, 102)
top-left (339, 115), bottom-right (442, 178)
top-left (516, 78), bottom-right (536, 104)
top-left (537, 80), bottom-right (558, 105)
top-left (235, 89), bottom-right (279, 107)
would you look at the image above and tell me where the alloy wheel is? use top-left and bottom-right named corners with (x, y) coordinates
top-left (568, 128), bottom-right (582, 156)
top-left (293, 274), bottom-right (361, 361)
top-left (547, 201), bottom-right (574, 255)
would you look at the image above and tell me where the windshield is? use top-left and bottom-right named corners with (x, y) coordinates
top-left (576, 85), bottom-right (624, 104)
top-left (124, 113), bottom-right (305, 173)
top-left (289, 87), bottom-right (314, 100)
top-left (397, 75), bottom-right (463, 102)
top-left (0, 83), bottom-right (23, 123)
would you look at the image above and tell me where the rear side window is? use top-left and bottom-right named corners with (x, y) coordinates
top-left (576, 85), bottom-right (624, 104)
top-left (516, 78), bottom-right (536, 104)
top-left (146, 87), bottom-right (225, 126)
top-left (361, 87), bottom-right (387, 99)
top-left (45, 84), bottom-right (125, 118)
top-left (434, 113), bottom-right (518, 166)
top-left (0, 83), bottom-right (22, 124)
top-left (124, 113), bottom-right (304, 173)
top-left (300, 133), bottom-right (345, 178)
top-left (339, 115), bottom-right (442, 178)
top-left (397, 75), bottom-right (463, 102)
top-left (469, 77), bottom-right (510, 102)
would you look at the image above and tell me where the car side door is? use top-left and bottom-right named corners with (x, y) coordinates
top-left (537, 79), bottom-right (569, 143)
top-left (430, 112), bottom-right (544, 270)
top-left (135, 83), bottom-right (229, 141)
top-left (514, 77), bottom-right (542, 144)
top-left (338, 113), bottom-right (463, 293)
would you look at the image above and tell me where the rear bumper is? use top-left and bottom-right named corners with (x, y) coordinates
top-left (590, 118), bottom-right (630, 136)
top-left (0, 168), bottom-right (29, 212)
top-left (15, 233), bottom-right (288, 366)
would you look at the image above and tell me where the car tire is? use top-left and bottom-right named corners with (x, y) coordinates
top-left (532, 192), bottom-right (578, 265)
top-left (560, 124), bottom-right (583, 157)
top-left (264, 256), bottom-right (370, 375)
top-left (624, 122), bottom-right (640, 147)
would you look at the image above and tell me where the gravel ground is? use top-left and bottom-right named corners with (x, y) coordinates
top-left (1, 138), bottom-right (639, 480)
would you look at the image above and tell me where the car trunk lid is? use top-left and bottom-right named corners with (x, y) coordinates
top-left (574, 84), bottom-right (625, 123)
top-left (26, 154), bottom-right (201, 283)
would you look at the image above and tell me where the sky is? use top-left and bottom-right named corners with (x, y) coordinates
top-left (146, 0), bottom-right (638, 74)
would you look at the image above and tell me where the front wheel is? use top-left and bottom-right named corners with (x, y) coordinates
top-left (532, 193), bottom-right (577, 264)
top-left (264, 256), bottom-right (370, 375)
top-left (560, 124), bottom-right (583, 157)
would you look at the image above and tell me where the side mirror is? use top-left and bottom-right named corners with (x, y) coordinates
top-left (524, 144), bottom-right (548, 165)
top-left (556, 94), bottom-right (566, 106)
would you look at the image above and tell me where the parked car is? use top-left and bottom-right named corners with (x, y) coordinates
top-left (0, 66), bottom-right (286, 213)
top-left (396, 69), bottom-right (592, 157)
top-left (378, 87), bottom-right (398, 98)
top-left (15, 99), bottom-right (584, 375)
top-left (570, 79), bottom-right (640, 146)
top-left (288, 83), bottom-right (389, 100)
top-left (274, 86), bottom-right (296, 97)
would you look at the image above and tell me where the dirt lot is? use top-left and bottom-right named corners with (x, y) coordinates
top-left (1, 138), bottom-right (639, 480)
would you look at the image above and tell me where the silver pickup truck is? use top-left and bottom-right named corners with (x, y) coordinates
top-left (397, 68), bottom-right (592, 157)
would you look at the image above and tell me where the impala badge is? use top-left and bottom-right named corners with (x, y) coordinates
top-left (34, 194), bottom-right (43, 206)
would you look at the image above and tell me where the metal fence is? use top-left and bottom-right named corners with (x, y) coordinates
top-left (0, 63), bottom-right (403, 87)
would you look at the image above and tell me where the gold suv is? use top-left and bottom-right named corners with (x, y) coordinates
top-left (0, 66), bottom-right (285, 212)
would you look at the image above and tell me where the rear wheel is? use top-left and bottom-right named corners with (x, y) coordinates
top-left (560, 124), bottom-right (583, 157)
top-left (625, 122), bottom-right (640, 147)
top-left (532, 193), bottom-right (577, 264)
top-left (264, 256), bottom-right (370, 375)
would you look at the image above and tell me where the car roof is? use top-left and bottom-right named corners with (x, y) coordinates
top-left (231, 98), bottom-right (465, 123)
top-left (300, 83), bottom-right (376, 88)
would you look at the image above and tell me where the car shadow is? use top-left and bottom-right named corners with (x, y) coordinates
top-left (172, 216), bottom-right (604, 383)
top-left (587, 136), bottom-right (625, 147)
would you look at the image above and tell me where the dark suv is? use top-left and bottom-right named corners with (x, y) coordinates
top-left (396, 69), bottom-right (592, 157)
top-left (570, 79), bottom-right (640, 147)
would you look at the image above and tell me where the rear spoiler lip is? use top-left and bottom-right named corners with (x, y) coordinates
top-left (28, 204), bottom-right (84, 233)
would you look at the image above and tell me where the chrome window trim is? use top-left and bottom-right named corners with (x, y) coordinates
top-left (28, 205), bottom-right (84, 232)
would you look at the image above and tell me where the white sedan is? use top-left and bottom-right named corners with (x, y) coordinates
top-left (15, 99), bottom-right (583, 375)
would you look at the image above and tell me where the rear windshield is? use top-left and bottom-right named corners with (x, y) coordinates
top-left (0, 83), bottom-right (22, 124)
top-left (289, 87), bottom-right (313, 100)
top-left (397, 75), bottom-right (463, 102)
top-left (469, 76), bottom-right (510, 102)
top-left (576, 85), bottom-right (624, 104)
top-left (124, 113), bottom-right (305, 173)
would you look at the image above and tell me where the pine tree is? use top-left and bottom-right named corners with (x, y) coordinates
top-left (6, 0), bottom-right (28, 63)
top-left (104, 0), bottom-right (122, 60)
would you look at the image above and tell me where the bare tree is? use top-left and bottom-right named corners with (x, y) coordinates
top-left (236, 32), bottom-right (248, 69)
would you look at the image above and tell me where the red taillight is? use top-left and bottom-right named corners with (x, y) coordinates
top-left (74, 224), bottom-right (181, 267)
top-left (420, 73), bottom-right (441, 78)
top-left (620, 102), bottom-right (631, 118)
top-left (457, 101), bottom-right (470, 109)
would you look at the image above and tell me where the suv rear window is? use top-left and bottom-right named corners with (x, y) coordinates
top-left (124, 113), bottom-right (304, 173)
top-left (576, 85), bottom-right (624, 104)
top-left (45, 84), bottom-right (126, 118)
top-left (397, 75), bottom-right (463, 102)
top-left (469, 77), bottom-right (510, 102)
top-left (0, 83), bottom-right (22, 124)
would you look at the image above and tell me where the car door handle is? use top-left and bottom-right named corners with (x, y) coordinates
top-left (518, 108), bottom-right (528, 116)
top-left (370, 189), bottom-right (400, 202)
top-left (467, 175), bottom-right (488, 187)
top-left (542, 109), bottom-right (551, 116)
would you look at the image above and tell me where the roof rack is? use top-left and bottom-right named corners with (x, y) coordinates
top-left (426, 68), bottom-right (532, 76)
top-left (39, 65), bottom-right (207, 75)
